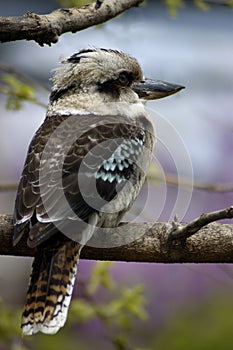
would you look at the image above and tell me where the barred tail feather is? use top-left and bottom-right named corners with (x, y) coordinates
top-left (22, 240), bottom-right (82, 335)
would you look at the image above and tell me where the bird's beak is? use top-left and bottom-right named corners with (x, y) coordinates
top-left (132, 79), bottom-right (185, 100)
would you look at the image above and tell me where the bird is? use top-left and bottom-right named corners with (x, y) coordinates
top-left (13, 48), bottom-right (184, 335)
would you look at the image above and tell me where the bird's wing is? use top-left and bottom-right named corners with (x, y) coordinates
top-left (13, 113), bottom-right (153, 247)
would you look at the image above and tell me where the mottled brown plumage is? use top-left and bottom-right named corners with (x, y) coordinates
top-left (13, 48), bottom-right (183, 335)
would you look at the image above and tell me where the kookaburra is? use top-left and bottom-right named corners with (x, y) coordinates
top-left (13, 48), bottom-right (184, 335)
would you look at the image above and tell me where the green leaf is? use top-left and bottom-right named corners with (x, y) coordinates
top-left (112, 286), bottom-right (147, 320)
top-left (70, 299), bottom-right (96, 322)
top-left (113, 334), bottom-right (129, 350)
top-left (193, 0), bottom-right (209, 11)
top-left (0, 74), bottom-right (46, 111)
top-left (3, 75), bottom-right (35, 99)
top-left (87, 261), bottom-right (115, 295)
top-left (5, 95), bottom-right (23, 111)
top-left (164, 0), bottom-right (185, 16)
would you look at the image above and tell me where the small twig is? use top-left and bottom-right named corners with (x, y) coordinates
top-left (148, 171), bottom-right (233, 193)
top-left (0, 184), bottom-right (18, 191)
top-left (192, 182), bottom-right (233, 193)
top-left (2, 174), bottom-right (233, 195)
top-left (170, 206), bottom-right (233, 241)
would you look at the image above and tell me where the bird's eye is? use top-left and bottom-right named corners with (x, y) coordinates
top-left (118, 72), bottom-right (131, 86)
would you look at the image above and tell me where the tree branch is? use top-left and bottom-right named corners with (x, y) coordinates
top-left (1, 210), bottom-right (233, 263)
top-left (170, 206), bottom-right (233, 240)
top-left (0, 0), bottom-right (143, 46)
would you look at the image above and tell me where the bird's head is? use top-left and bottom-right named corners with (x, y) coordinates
top-left (49, 48), bottom-right (184, 114)
top-left (50, 48), bottom-right (143, 102)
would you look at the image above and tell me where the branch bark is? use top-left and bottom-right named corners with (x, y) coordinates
top-left (1, 212), bottom-right (233, 263)
top-left (0, 0), bottom-right (143, 46)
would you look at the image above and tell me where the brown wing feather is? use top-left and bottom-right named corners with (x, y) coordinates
top-left (13, 114), bottom-right (154, 247)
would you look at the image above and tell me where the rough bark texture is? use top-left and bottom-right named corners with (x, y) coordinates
top-left (1, 214), bottom-right (233, 263)
top-left (0, 0), bottom-right (143, 46)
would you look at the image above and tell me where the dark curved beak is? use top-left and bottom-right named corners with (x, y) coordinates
top-left (132, 79), bottom-right (185, 100)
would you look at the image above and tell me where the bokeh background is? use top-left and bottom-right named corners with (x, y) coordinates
top-left (1, 0), bottom-right (233, 349)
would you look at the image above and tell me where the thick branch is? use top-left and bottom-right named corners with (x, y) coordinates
top-left (0, 0), bottom-right (143, 46)
top-left (1, 213), bottom-right (233, 263)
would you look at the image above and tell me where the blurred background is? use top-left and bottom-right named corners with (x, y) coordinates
top-left (0, 0), bottom-right (233, 349)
